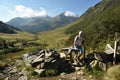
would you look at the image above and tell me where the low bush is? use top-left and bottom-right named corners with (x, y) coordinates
top-left (104, 65), bottom-right (120, 80)
top-left (45, 69), bottom-right (58, 77)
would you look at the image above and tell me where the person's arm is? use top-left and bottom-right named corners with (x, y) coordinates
top-left (82, 39), bottom-right (84, 46)
top-left (73, 36), bottom-right (77, 47)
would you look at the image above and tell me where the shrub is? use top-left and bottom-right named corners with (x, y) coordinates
top-left (104, 65), bottom-right (120, 80)
top-left (45, 69), bottom-right (58, 77)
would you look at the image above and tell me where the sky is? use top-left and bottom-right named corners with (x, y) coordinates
top-left (0, 0), bottom-right (101, 22)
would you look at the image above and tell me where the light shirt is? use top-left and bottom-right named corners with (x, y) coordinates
top-left (74, 35), bottom-right (83, 46)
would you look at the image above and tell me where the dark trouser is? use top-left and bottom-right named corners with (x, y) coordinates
top-left (75, 45), bottom-right (82, 55)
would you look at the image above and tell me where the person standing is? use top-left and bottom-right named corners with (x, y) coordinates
top-left (73, 31), bottom-right (84, 63)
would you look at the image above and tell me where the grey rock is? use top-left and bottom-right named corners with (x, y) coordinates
top-left (34, 69), bottom-right (45, 76)
top-left (9, 67), bottom-right (18, 74)
top-left (18, 75), bottom-right (28, 80)
top-left (16, 60), bottom-right (23, 66)
top-left (90, 60), bottom-right (98, 68)
top-left (19, 71), bottom-right (29, 77)
top-left (45, 57), bottom-right (54, 63)
top-left (23, 53), bottom-right (38, 67)
top-left (36, 65), bottom-right (41, 69)
top-left (31, 57), bottom-right (44, 67)
top-left (59, 53), bottom-right (66, 58)
top-left (45, 52), bottom-right (53, 58)
top-left (75, 67), bottom-right (81, 71)
top-left (40, 63), bottom-right (45, 69)
top-left (99, 62), bottom-right (107, 71)
top-left (4, 77), bottom-right (9, 80)
top-left (77, 71), bottom-right (85, 76)
top-left (36, 63), bottom-right (45, 69)
top-left (28, 50), bottom-right (39, 56)
top-left (71, 76), bottom-right (77, 80)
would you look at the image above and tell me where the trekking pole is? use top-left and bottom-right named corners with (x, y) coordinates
top-left (83, 45), bottom-right (86, 65)
top-left (113, 32), bottom-right (118, 65)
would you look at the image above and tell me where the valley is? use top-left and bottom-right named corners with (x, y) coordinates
top-left (0, 0), bottom-right (120, 80)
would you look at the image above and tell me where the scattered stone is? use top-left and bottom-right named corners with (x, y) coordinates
top-left (3, 49), bottom-right (119, 80)
top-left (77, 71), bottom-right (85, 76)
top-left (71, 76), bottom-right (77, 80)
top-left (31, 57), bottom-right (45, 67)
top-left (60, 72), bottom-right (66, 76)
top-left (75, 67), bottom-right (81, 71)
top-left (34, 69), bottom-right (45, 76)
top-left (89, 75), bottom-right (93, 79)
top-left (4, 77), bottom-right (9, 80)
top-left (16, 60), bottom-right (23, 65)
top-left (59, 53), bottom-right (66, 58)
top-left (9, 67), bottom-right (18, 74)
top-left (18, 75), bottom-right (28, 80)
top-left (90, 60), bottom-right (98, 68)
top-left (99, 62), bottom-right (107, 71)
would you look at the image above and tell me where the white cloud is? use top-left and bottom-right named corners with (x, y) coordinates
top-left (9, 5), bottom-right (47, 17)
top-left (64, 11), bottom-right (78, 17)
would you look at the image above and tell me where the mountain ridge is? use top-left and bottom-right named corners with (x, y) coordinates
top-left (6, 11), bottom-right (79, 33)
top-left (0, 21), bottom-right (20, 34)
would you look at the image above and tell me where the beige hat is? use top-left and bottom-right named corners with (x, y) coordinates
top-left (79, 31), bottom-right (83, 35)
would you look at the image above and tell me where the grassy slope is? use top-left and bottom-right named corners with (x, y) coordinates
top-left (36, 15), bottom-right (83, 49)
top-left (64, 0), bottom-right (120, 51)
top-left (0, 31), bottom-right (34, 41)
top-left (37, 0), bottom-right (120, 52)
top-left (37, 25), bottom-right (71, 49)
top-left (0, 31), bottom-right (36, 64)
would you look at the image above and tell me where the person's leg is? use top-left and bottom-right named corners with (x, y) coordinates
top-left (74, 53), bottom-right (80, 64)
top-left (78, 46), bottom-right (83, 60)
top-left (74, 45), bottom-right (81, 64)
top-left (74, 45), bottom-right (79, 61)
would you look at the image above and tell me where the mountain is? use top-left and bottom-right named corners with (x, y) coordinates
top-left (64, 0), bottom-right (120, 50)
top-left (53, 12), bottom-right (78, 28)
top-left (37, 0), bottom-right (120, 50)
top-left (7, 12), bottom-right (78, 33)
top-left (7, 16), bottom-right (53, 33)
top-left (0, 21), bottom-right (20, 34)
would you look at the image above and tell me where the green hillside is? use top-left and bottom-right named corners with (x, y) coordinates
top-left (65, 0), bottom-right (120, 51)
top-left (38, 0), bottom-right (120, 51)
top-left (37, 25), bottom-right (70, 49)
top-left (0, 21), bottom-right (20, 34)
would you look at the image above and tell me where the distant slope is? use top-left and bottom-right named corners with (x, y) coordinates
top-left (6, 16), bottom-right (53, 33)
top-left (0, 31), bottom-right (34, 40)
top-left (0, 21), bottom-right (20, 34)
top-left (37, 25), bottom-right (70, 49)
top-left (38, 0), bottom-right (120, 51)
top-left (7, 12), bottom-right (78, 33)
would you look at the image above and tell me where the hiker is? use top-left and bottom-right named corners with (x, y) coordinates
top-left (73, 31), bottom-right (84, 63)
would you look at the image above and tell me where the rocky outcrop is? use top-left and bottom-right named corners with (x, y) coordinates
top-left (85, 52), bottom-right (120, 71)
top-left (1, 49), bottom-right (119, 80)
top-left (0, 61), bottom-right (29, 80)
top-left (22, 49), bottom-right (74, 76)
